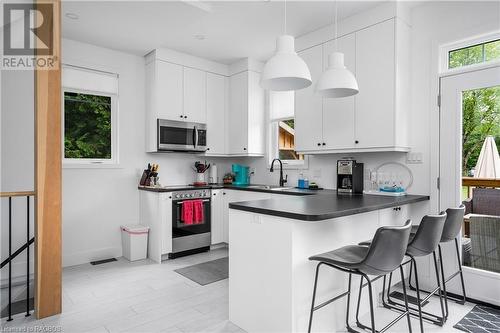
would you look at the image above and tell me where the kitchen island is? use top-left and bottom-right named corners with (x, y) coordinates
top-left (228, 193), bottom-right (429, 333)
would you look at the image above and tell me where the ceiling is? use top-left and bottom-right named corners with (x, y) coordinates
top-left (62, 1), bottom-right (386, 64)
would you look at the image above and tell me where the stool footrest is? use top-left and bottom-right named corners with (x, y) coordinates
top-left (313, 290), bottom-right (349, 312)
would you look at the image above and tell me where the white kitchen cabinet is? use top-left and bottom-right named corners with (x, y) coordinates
top-left (355, 19), bottom-right (395, 149)
top-left (378, 205), bottom-right (409, 227)
top-left (183, 67), bottom-right (207, 123)
top-left (206, 73), bottom-right (228, 155)
top-left (139, 191), bottom-right (172, 263)
top-left (154, 61), bottom-right (184, 121)
top-left (211, 189), bottom-right (225, 244)
top-left (295, 45), bottom-right (323, 151)
top-left (222, 190), bottom-right (272, 243)
top-left (322, 34), bottom-right (356, 150)
top-left (228, 71), bottom-right (265, 156)
top-left (294, 18), bottom-right (410, 154)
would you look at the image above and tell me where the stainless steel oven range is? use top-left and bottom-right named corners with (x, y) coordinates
top-left (169, 189), bottom-right (211, 258)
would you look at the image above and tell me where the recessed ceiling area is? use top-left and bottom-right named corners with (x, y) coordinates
top-left (62, 1), bottom-right (386, 64)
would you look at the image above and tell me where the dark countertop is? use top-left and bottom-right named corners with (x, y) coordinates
top-left (138, 184), bottom-right (336, 196)
top-left (229, 194), bottom-right (430, 221)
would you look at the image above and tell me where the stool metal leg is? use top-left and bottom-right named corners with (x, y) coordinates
top-left (432, 251), bottom-right (446, 325)
top-left (308, 263), bottom-right (322, 333)
top-left (438, 244), bottom-right (449, 320)
top-left (355, 276), bottom-right (364, 329)
top-left (399, 266), bottom-right (413, 333)
top-left (346, 274), bottom-right (358, 333)
top-left (410, 257), bottom-right (424, 333)
top-left (454, 238), bottom-right (467, 305)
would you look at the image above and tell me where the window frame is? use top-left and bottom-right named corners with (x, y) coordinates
top-left (269, 119), bottom-right (309, 170)
top-left (440, 31), bottom-right (500, 74)
top-left (62, 87), bottom-right (119, 168)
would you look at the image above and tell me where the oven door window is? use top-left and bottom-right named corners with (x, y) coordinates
top-left (159, 126), bottom-right (194, 146)
top-left (172, 200), bottom-right (211, 238)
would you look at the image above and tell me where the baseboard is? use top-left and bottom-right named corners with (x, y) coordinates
top-left (63, 247), bottom-right (122, 267)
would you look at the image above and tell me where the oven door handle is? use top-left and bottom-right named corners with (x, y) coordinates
top-left (175, 199), bottom-right (210, 205)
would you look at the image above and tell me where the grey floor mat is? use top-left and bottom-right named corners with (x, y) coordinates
top-left (454, 305), bottom-right (500, 332)
top-left (174, 257), bottom-right (228, 286)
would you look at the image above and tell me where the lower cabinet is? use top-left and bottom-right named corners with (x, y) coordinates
top-left (220, 190), bottom-right (273, 244)
top-left (378, 205), bottom-right (409, 227)
top-left (211, 189), bottom-right (225, 244)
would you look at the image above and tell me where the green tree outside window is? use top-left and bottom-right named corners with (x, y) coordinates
top-left (64, 92), bottom-right (112, 159)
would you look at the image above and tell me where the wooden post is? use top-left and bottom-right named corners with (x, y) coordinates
top-left (34, 0), bottom-right (62, 319)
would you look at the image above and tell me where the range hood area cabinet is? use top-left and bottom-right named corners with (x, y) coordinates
top-left (145, 49), bottom-right (265, 156)
top-left (295, 18), bottom-right (411, 154)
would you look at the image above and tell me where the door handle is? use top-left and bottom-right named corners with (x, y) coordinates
top-left (193, 126), bottom-right (198, 149)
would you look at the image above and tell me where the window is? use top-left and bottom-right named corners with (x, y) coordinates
top-left (269, 91), bottom-right (307, 169)
top-left (62, 65), bottom-right (118, 166)
top-left (441, 32), bottom-right (500, 72)
top-left (449, 39), bottom-right (500, 69)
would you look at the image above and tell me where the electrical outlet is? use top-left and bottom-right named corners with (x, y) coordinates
top-left (406, 152), bottom-right (423, 164)
top-left (250, 167), bottom-right (256, 175)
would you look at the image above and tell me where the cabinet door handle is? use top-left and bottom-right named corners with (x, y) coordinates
top-left (243, 147), bottom-right (247, 151)
top-left (207, 147), bottom-right (210, 151)
top-left (355, 140), bottom-right (359, 144)
top-left (317, 143), bottom-right (321, 146)
top-left (180, 115), bottom-right (183, 118)
top-left (322, 142), bottom-right (326, 146)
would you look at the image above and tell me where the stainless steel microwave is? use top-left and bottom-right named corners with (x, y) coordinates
top-left (157, 119), bottom-right (207, 152)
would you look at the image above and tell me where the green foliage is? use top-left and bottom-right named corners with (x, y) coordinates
top-left (449, 39), bottom-right (500, 69)
top-left (462, 86), bottom-right (500, 175)
top-left (64, 92), bottom-right (112, 159)
top-left (282, 119), bottom-right (295, 129)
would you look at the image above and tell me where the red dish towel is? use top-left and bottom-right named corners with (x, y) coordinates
top-left (193, 200), bottom-right (204, 224)
top-left (181, 200), bottom-right (194, 225)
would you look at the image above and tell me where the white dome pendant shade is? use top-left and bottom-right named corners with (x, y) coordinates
top-left (260, 35), bottom-right (312, 91)
top-left (316, 52), bottom-right (359, 98)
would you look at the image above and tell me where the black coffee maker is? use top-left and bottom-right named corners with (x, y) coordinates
top-left (337, 160), bottom-right (364, 194)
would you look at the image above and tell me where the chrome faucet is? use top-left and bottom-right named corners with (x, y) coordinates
top-left (270, 158), bottom-right (288, 187)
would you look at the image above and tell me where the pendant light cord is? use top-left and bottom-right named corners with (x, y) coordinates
top-left (334, 0), bottom-right (338, 52)
top-left (284, 0), bottom-right (287, 35)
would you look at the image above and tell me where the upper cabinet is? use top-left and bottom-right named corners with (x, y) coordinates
top-left (228, 70), bottom-right (265, 156)
top-left (206, 73), bottom-right (228, 155)
top-left (295, 18), bottom-right (411, 153)
top-left (145, 49), bottom-right (264, 155)
top-left (183, 67), bottom-right (207, 123)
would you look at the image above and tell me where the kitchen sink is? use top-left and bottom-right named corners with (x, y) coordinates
top-left (245, 185), bottom-right (294, 191)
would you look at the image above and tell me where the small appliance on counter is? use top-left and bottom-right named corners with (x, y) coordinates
top-left (337, 160), bottom-right (364, 194)
top-left (193, 161), bottom-right (210, 186)
top-left (208, 164), bottom-right (218, 184)
top-left (363, 161), bottom-right (413, 197)
top-left (232, 164), bottom-right (250, 186)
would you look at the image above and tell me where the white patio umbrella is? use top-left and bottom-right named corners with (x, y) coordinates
top-left (474, 136), bottom-right (500, 178)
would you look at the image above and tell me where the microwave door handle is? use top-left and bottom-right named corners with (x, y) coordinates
top-left (193, 125), bottom-right (198, 149)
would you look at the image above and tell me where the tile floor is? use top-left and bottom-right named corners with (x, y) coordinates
top-left (1, 247), bottom-right (476, 332)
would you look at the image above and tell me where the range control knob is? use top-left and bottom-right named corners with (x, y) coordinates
top-left (175, 194), bottom-right (180, 199)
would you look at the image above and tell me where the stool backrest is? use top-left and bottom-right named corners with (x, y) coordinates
top-left (360, 220), bottom-right (412, 275)
top-left (408, 212), bottom-right (447, 255)
top-left (441, 205), bottom-right (465, 242)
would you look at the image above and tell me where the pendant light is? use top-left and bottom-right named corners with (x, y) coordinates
top-left (260, 0), bottom-right (312, 91)
top-left (316, 1), bottom-right (358, 98)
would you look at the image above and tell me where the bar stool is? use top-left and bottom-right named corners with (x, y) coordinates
top-left (379, 213), bottom-right (448, 332)
top-left (307, 220), bottom-right (413, 333)
top-left (436, 205), bottom-right (467, 319)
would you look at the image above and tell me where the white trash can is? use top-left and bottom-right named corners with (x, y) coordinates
top-left (121, 225), bottom-right (149, 261)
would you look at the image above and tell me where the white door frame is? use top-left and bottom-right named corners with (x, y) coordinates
top-left (438, 63), bottom-right (500, 306)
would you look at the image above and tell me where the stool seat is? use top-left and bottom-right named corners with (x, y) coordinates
top-left (309, 245), bottom-right (369, 269)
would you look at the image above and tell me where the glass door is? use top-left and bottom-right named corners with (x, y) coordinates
top-left (439, 65), bottom-right (500, 305)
